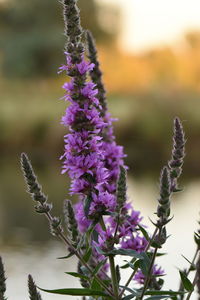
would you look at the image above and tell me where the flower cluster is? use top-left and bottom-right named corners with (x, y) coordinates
top-left (59, 0), bottom-right (165, 290)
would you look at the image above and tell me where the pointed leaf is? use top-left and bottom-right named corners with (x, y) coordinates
top-left (38, 287), bottom-right (112, 298)
top-left (145, 296), bottom-right (168, 300)
top-left (57, 252), bottom-right (74, 259)
top-left (138, 225), bottom-right (150, 241)
top-left (96, 248), bottom-right (144, 259)
top-left (65, 272), bottom-right (89, 281)
top-left (84, 195), bottom-right (93, 217)
top-left (92, 259), bottom-right (107, 277)
top-left (181, 255), bottom-right (196, 271)
top-left (83, 248), bottom-right (92, 263)
top-left (91, 278), bottom-right (102, 291)
top-left (139, 252), bottom-right (151, 276)
top-left (145, 290), bottom-right (184, 296)
top-left (121, 258), bottom-right (136, 269)
top-left (179, 271), bottom-right (194, 292)
top-left (122, 295), bottom-right (136, 300)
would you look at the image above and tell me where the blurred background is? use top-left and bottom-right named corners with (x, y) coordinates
top-left (0, 0), bottom-right (200, 298)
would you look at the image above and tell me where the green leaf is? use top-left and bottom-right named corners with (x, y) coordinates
top-left (150, 241), bottom-right (162, 249)
top-left (92, 229), bottom-right (99, 243)
top-left (121, 260), bottom-right (140, 272)
top-left (121, 258), bottom-right (136, 269)
top-left (145, 290), bottom-right (184, 296)
top-left (194, 232), bottom-right (200, 246)
top-left (138, 225), bottom-right (150, 241)
top-left (96, 248), bottom-right (144, 259)
top-left (179, 271), bottom-right (194, 292)
top-left (92, 259), bottom-right (107, 277)
top-left (144, 296), bottom-right (168, 300)
top-left (65, 272), bottom-right (89, 281)
top-left (91, 278), bottom-right (102, 290)
top-left (83, 248), bottom-right (92, 263)
top-left (57, 252), bottom-right (74, 259)
top-left (156, 252), bottom-right (167, 257)
top-left (139, 252), bottom-right (151, 276)
top-left (181, 255), bottom-right (196, 271)
top-left (38, 287), bottom-right (112, 298)
top-left (122, 295), bottom-right (136, 300)
top-left (84, 195), bottom-right (93, 217)
top-left (119, 285), bottom-right (137, 295)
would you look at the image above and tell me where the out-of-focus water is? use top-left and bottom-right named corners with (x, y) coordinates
top-left (1, 179), bottom-right (199, 299)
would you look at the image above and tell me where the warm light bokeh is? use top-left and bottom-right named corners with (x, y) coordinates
top-left (99, 0), bottom-right (200, 52)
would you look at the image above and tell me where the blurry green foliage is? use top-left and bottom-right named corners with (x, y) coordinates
top-left (0, 0), bottom-right (119, 78)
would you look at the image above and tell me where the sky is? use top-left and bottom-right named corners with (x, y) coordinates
top-left (99, 0), bottom-right (200, 53)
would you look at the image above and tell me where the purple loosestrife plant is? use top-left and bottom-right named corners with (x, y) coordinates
top-left (8, 0), bottom-right (198, 299)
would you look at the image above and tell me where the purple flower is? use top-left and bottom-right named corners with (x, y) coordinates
top-left (134, 264), bottom-right (164, 284)
top-left (76, 60), bottom-right (95, 75)
top-left (89, 192), bottom-right (116, 216)
top-left (120, 234), bottom-right (148, 253)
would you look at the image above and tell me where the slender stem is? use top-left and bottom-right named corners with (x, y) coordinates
top-left (99, 216), bottom-right (119, 299)
top-left (139, 247), bottom-right (158, 300)
top-left (119, 267), bottom-right (139, 299)
top-left (139, 227), bottom-right (162, 300)
top-left (119, 227), bottom-right (158, 298)
top-left (44, 212), bottom-right (114, 298)
top-left (109, 255), bottom-right (119, 299)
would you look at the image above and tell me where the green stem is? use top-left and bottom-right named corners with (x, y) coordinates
top-left (99, 216), bottom-right (119, 299)
top-left (109, 255), bottom-right (119, 299)
top-left (139, 226), bottom-right (163, 300)
top-left (139, 247), bottom-right (158, 300)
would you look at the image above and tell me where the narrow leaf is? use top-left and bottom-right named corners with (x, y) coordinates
top-left (181, 255), bottom-right (196, 271)
top-left (96, 248), bottom-right (144, 259)
top-left (179, 271), bottom-right (194, 292)
top-left (138, 225), bottom-right (150, 241)
top-left (83, 248), bottom-right (92, 263)
top-left (92, 259), bottom-right (107, 276)
top-left (145, 296), bottom-right (168, 300)
top-left (139, 252), bottom-right (151, 276)
top-left (145, 290), bottom-right (184, 296)
top-left (122, 294), bottom-right (137, 300)
top-left (38, 287), bottom-right (112, 298)
top-left (84, 195), bottom-right (93, 217)
top-left (57, 252), bottom-right (74, 259)
top-left (65, 272), bottom-right (89, 281)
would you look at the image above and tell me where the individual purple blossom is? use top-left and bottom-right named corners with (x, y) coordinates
top-left (89, 192), bottom-right (116, 217)
top-left (121, 234), bottom-right (148, 253)
top-left (134, 264), bottom-right (164, 285)
top-left (76, 60), bottom-right (95, 75)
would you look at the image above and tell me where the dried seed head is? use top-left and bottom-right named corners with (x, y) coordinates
top-left (64, 199), bottom-right (79, 245)
top-left (28, 275), bottom-right (42, 300)
top-left (116, 166), bottom-right (127, 214)
top-left (86, 30), bottom-right (107, 113)
top-left (21, 153), bottom-right (47, 204)
top-left (0, 257), bottom-right (6, 300)
top-left (157, 166), bottom-right (171, 220)
top-left (168, 117), bottom-right (186, 192)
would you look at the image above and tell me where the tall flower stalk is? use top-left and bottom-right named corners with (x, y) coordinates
top-left (17, 0), bottom-right (200, 299)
